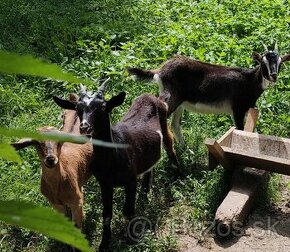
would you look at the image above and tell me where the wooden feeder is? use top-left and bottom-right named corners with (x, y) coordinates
top-left (206, 127), bottom-right (290, 175)
top-left (204, 108), bottom-right (290, 236)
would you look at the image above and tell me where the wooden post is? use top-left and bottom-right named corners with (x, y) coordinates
top-left (213, 108), bottom-right (270, 236)
top-left (244, 108), bottom-right (259, 132)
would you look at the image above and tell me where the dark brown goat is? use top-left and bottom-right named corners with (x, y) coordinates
top-left (53, 83), bottom-right (180, 252)
top-left (128, 44), bottom-right (290, 144)
top-left (12, 94), bottom-right (93, 229)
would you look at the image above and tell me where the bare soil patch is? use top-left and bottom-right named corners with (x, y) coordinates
top-left (178, 175), bottom-right (290, 252)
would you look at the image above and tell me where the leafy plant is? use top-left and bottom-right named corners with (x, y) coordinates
top-left (0, 201), bottom-right (91, 252)
top-left (1, 0), bottom-right (289, 251)
top-left (0, 50), bottom-right (94, 86)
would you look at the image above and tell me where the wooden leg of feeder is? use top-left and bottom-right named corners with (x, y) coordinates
top-left (214, 108), bottom-right (270, 237)
top-left (244, 108), bottom-right (259, 132)
top-left (208, 152), bottom-right (219, 170)
top-left (214, 167), bottom-right (269, 236)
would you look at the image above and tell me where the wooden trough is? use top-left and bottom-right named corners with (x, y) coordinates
top-left (206, 128), bottom-right (290, 175)
top-left (205, 108), bottom-right (290, 236)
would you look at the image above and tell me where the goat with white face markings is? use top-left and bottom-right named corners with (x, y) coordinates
top-left (11, 94), bottom-right (93, 231)
top-left (127, 43), bottom-right (290, 144)
top-left (53, 81), bottom-right (180, 252)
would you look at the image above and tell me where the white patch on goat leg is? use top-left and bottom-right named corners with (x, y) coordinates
top-left (161, 101), bottom-right (168, 111)
top-left (139, 130), bottom-right (163, 177)
top-left (156, 129), bottom-right (163, 159)
top-left (171, 106), bottom-right (185, 144)
top-left (156, 130), bottom-right (163, 146)
top-left (153, 73), bottom-right (164, 92)
top-left (182, 100), bottom-right (233, 114)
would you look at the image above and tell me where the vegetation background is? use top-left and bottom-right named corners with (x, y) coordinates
top-left (0, 0), bottom-right (289, 251)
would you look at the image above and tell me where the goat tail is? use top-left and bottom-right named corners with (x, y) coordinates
top-left (127, 67), bottom-right (157, 81)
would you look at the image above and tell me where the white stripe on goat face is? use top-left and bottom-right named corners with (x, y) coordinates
top-left (262, 54), bottom-right (281, 77)
top-left (80, 95), bottom-right (95, 126)
top-left (82, 95), bottom-right (94, 106)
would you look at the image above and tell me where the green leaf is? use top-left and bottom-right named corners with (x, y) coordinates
top-left (0, 143), bottom-right (22, 163)
top-left (0, 127), bottom-right (129, 149)
top-left (0, 51), bottom-right (94, 85)
top-left (0, 200), bottom-right (91, 252)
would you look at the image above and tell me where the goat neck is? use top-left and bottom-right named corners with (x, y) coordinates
top-left (41, 160), bottom-right (61, 182)
top-left (91, 113), bottom-right (115, 153)
top-left (62, 110), bottom-right (80, 134)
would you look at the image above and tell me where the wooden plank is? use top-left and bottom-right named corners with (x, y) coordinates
top-left (215, 167), bottom-right (268, 236)
top-left (205, 139), bottom-right (233, 170)
top-left (232, 129), bottom-right (290, 145)
top-left (222, 146), bottom-right (290, 175)
top-left (217, 126), bottom-right (235, 147)
top-left (206, 127), bottom-right (235, 170)
top-left (244, 108), bottom-right (259, 132)
top-left (208, 152), bottom-right (219, 171)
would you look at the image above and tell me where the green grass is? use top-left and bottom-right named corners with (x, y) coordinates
top-left (1, 0), bottom-right (290, 251)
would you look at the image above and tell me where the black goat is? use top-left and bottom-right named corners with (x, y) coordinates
top-left (128, 43), bottom-right (290, 143)
top-left (53, 82), bottom-right (180, 251)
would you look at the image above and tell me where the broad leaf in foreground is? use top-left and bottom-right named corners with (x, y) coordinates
top-left (0, 127), bottom-right (129, 149)
top-left (0, 143), bottom-right (22, 163)
top-left (0, 50), bottom-right (94, 85)
top-left (0, 200), bottom-right (91, 252)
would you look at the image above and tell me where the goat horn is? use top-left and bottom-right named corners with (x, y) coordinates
top-left (98, 77), bottom-right (110, 95)
top-left (274, 41), bottom-right (278, 52)
top-left (262, 43), bottom-right (269, 52)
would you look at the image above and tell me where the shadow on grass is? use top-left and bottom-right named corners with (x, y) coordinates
top-left (0, 0), bottom-right (151, 60)
top-left (106, 155), bottom-right (232, 251)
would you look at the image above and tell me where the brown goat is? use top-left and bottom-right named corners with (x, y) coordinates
top-left (12, 94), bottom-right (93, 229)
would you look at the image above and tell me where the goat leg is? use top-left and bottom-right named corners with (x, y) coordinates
top-left (99, 184), bottom-right (113, 252)
top-left (52, 204), bottom-right (66, 215)
top-left (171, 106), bottom-right (185, 145)
top-left (158, 106), bottom-right (181, 178)
top-left (71, 202), bottom-right (83, 230)
top-left (141, 171), bottom-right (152, 198)
top-left (123, 179), bottom-right (137, 219)
top-left (233, 107), bottom-right (248, 130)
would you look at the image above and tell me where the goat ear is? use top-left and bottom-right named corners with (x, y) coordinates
top-left (53, 96), bottom-right (77, 110)
top-left (11, 138), bottom-right (36, 150)
top-left (252, 52), bottom-right (261, 63)
top-left (106, 92), bottom-right (126, 112)
top-left (68, 93), bottom-right (79, 102)
top-left (281, 54), bottom-right (290, 63)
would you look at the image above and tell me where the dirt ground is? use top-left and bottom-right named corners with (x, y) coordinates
top-left (178, 175), bottom-right (290, 252)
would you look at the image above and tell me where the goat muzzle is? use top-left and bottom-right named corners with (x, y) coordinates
top-left (80, 123), bottom-right (93, 135)
top-left (270, 73), bottom-right (277, 82)
top-left (44, 155), bottom-right (58, 168)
